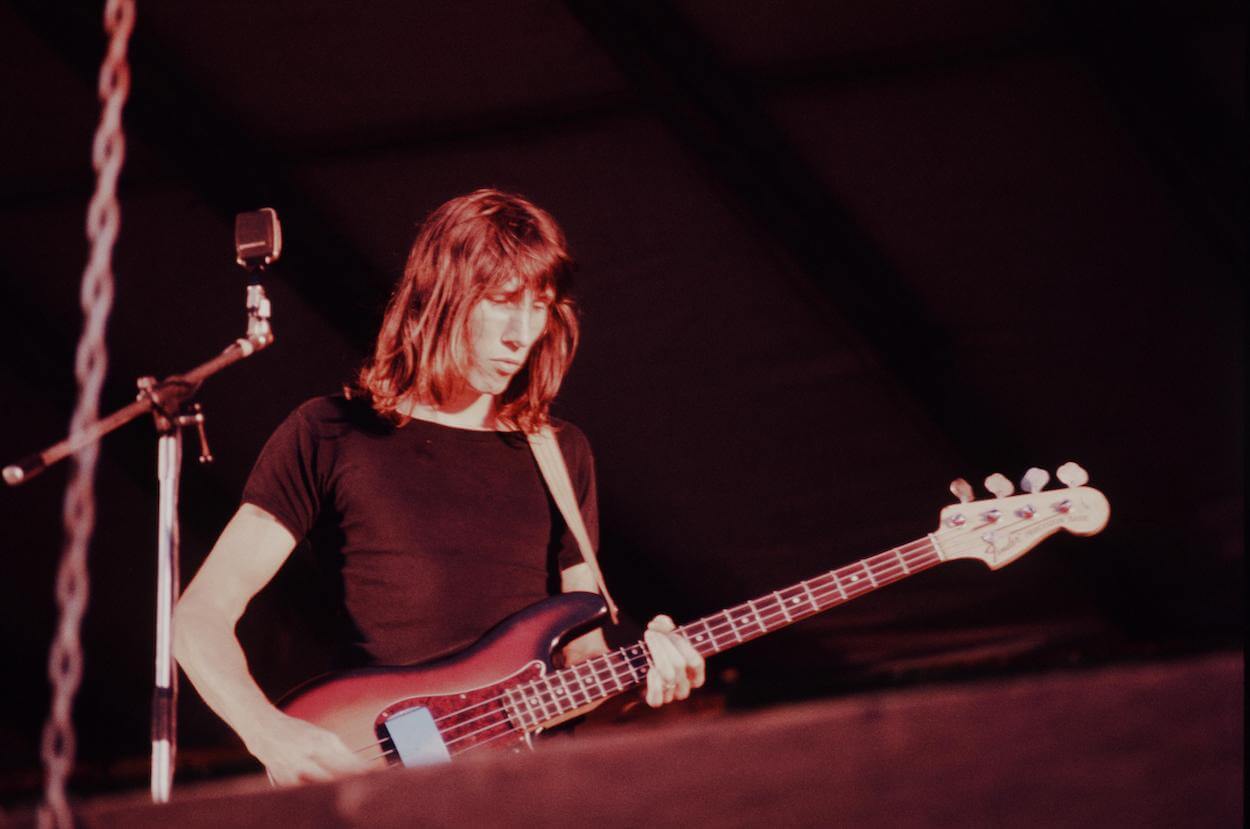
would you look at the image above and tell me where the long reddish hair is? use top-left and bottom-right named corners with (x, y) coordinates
top-left (354, 189), bottom-right (578, 433)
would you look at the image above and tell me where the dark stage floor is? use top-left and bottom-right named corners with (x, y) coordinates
top-left (8, 651), bottom-right (1241, 828)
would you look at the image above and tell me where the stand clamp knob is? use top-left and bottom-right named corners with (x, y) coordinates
top-left (176, 403), bottom-right (213, 464)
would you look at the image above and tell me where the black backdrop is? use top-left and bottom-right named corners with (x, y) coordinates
top-left (0, 0), bottom-right (1242, 804)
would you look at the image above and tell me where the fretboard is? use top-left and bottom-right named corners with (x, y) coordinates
top-left (504, 536), bottom-right (942, 731)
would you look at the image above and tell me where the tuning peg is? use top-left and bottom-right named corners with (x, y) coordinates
top-left (1020, 467), bottom-right (1049, 493)
top-left (949, 477), bottom-right (974, 503)
top-left (984, 473), bottom-right (1014, 498)
top-left (1056, 461), bottom-right (1089, 488)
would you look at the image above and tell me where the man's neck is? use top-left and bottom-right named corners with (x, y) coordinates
top-left (398, 389), bottom-right (501, 431)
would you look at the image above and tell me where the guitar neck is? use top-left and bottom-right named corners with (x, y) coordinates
top-left (673, 535), bottom-right (943, 659)
top-left (507, 536), bottom-right (943, 730)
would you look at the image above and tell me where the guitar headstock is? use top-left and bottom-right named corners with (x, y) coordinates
top-left (933, 462), bottom-right (1109, 569)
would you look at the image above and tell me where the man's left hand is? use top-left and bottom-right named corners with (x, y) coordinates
top-left (643, 614), bottom-right (706, 707)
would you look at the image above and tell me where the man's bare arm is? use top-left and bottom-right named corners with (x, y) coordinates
top-left (173, 503), bottom-right (368, 784)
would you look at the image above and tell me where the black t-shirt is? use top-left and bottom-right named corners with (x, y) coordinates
top-left (242, 395), bottom-right (595, 667)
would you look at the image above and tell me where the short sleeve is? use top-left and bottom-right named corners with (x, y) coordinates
top-left (553, 422), bottom-right (599, 572)
top-left (241, 403), bottom-right (329, 542)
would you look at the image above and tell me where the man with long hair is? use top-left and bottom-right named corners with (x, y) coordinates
top-left (173, 189), bottom-right (703, 785)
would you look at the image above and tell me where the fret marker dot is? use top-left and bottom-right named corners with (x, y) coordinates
top-left (695, 634), bottom-right (705, 641)
top-left (791, 598), bottom-right (800, 604)
top-left (850, 575), bottom-right (859, 582)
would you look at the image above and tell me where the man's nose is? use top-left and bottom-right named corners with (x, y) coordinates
top-left (502, 305), bottom-right (536, 349)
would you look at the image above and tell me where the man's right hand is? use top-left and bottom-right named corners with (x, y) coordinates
top-left (244, 712), bottom-right (373, 786)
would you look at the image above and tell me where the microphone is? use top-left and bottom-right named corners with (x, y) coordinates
top-left (234, 208), bottom-right (283, 273)
top-left (233, 209), bottom-right (279, 348)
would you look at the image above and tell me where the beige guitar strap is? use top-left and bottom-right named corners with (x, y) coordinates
top-left (527, 425), bottom-right (620, 624)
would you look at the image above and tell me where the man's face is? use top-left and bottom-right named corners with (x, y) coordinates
top-left (464, 282), bottom-right (552, 396)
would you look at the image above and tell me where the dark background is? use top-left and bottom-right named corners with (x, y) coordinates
top-left (0, 0), bottom-right (1242, 806)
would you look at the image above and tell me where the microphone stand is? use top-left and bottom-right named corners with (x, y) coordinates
top-left (4, 280), bottom-right (274, 804)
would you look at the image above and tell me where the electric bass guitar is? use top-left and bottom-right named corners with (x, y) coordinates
top-left (278, 463), bottom-right (1109, 770)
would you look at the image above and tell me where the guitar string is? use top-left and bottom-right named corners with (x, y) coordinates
top-left (364, 541), bottom-right (922, 764)
top-left (368, 536), bottom-right (1029, 761)
top-left (353, 539), bottom-right (944, 757)
top-left (351, 538), bottom-right (941, 754)
top-left (436, 549), bottom-right (945, 754)
top-left (356, 531), bottom-right (998, 758)
top-left (442, 543), bottom-right (949, 747)
top-left (365, 549), bottom-right (979, 760)
top-left (357, 543), bottom-right (951, 767)
top-left (356, 509), bottom-right (1064, 759)
top-left (357, 518), bottom-right (1011, 758)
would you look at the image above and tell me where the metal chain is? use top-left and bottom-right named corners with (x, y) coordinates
top-left (39, 1), bottom-right (135, 826)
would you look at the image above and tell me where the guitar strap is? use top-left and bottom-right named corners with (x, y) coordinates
top-left (526, 425), bottom-right (620, 624)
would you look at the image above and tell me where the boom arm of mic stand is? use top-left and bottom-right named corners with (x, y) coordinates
top-left (2, 331), bottom-right (274, 486)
